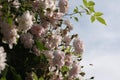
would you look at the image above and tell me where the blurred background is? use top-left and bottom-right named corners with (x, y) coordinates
top-left (69, 0), bottom-right (120, 80)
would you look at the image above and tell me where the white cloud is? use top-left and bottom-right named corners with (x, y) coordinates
top-left (68, 0), bottom-right (120, 80)
top-left (81, 53), bottom-right (120, 80)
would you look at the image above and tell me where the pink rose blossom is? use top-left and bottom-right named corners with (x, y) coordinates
top-left (59, 0), bottom-right (69, 13)
top-left (30, 24), bottom-right (45, 37)
top-left (41, 19), bottom-right (50, 29)
top-left (65, 54), bottom-right (73, 66)
top-left (43, 50), bottom-right (54, 66)
top-left (73, 38), bottom-right (84, 54)
top-left (52, 12), bottom-right (63, 20)
top-left (43, 50), bottom-right (54, 59)
top-left (20, 33), bottom-right (34, 49)
top-left (32, 0), bottom-right (40, 10)
top-left (12, 0), bottom-right (20, 9)
top-left (64, 20), bottom-right (73, 31)
top-left (50, 71), bottom-right (63, 80)
top-left (63, 35), bottom-right (71, 46)
top-left (0, 22), bottom-right (19, 49)
top-left (52, 50), bottom-right (65, 68)
top-left (48, 12), bottom-right (63, 28)
top-left (32, 46), bottom-right (41, 56)
top-left (39, 0), bottom-right (56, 17)
top-left (45, 34), bottom-right (62, 49)
top-left (69, 63), bottom-right (81, 79)
top-left (17, 11), bottom-right (33, 33)
top-left (0, 47), bottom-right (6, 73)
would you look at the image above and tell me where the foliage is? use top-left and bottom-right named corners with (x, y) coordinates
top-left (0, 0), bottom-right (106, 80)
top-left (71, 0), bottom-right (107, 25)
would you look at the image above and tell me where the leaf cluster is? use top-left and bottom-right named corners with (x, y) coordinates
top-left (82, 0), bottom-right (107, 25)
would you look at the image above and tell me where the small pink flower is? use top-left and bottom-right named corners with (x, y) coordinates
top-left (52, 50), bottom-right (65, 68)
top-left (40, 0), bottom-right (56, 17)
top-left (12, 0), bottom-right (20, 9)
top-left (48, 12), bottom-right (63, 28)
top-left (43, 50), bottom-right (54, 59)
top-left (0, 22), bottom-right (19, 49)
top-left (45, 34), bottom-right (62, 49)
top-left (69, 63), bottom-right (81, 78)
top-left (32, 0), bottom-right (40, 10)
top-left (65, 54), bottom-right (73, 66)
top-left (63, 36), bottom-right (71, 46)
top-left (59, 0), bottom-right (69, 13)
top-left (52, 12), bottom-right (63, 20)
top-left (64, 20), bottom-right (73, 31)
top-left (0, 47), bottom-right (6, 73)
top-left (50, 71), bottom-right (63, 80)
top-left (41, 20), bottom-right (50, 29)
top-left (17, 11), bottom-right (33, 33)
top-left (73, 38), bottom-right (84, 54)
top-left (32, 46), bottom-right (41, 56)
top-left (20, 33), bottom-right (34, 49)
top-left (30, 24), bottom-right (45, 37)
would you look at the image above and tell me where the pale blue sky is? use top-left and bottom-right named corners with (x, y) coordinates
top-left (69, 0), bottom-right (120, 80)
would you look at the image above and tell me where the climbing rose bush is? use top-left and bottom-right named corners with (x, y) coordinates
top-left (0, 0), bottom-right (105, 80)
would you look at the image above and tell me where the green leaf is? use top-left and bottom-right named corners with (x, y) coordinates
top-left (65, 46), bottom-right (71, 53)
top-left (39, 77), bottom-right (44, 80)
top-left (75, 78), bottom-right (79, 80)
top-left (88, 1), bottom-right (95, 6)
top-left (83, 0), bottom-right (88, 7)
top-left (94, 12), bottom-right (103, 16)
top-left (39, 54), bottom-right (47, 62)
top-left (88, 6), bottom-right (95, 12)
top-left (0, 77), bottom-right (6, 80)
top-left (10, 66), bottom-right (22, 80)
top-left (35, 40), bottom-right (47, 51)
top-left (91, 16), bottom-right (95, 22)
top-left (14, 75), bottom-right (22, 80)
top-left (7, 17), bottom-right (13, 25)
top-left (1, 66), bottom-right (8, 77)
top-left (85, 9), bottom-right (90, 15)
top-left (32, 72), bottom-right (38, 80)
top-left (80, 72), bottom-right (86, 76)
top-left (74, 17), bottom-right (79, 22)
top-left (61, 66), bottom-right (69, 73)
top-left (73, 7), bottom-right (79, 13)
top-left (79, 12), bottom-right (82, 16)
top-left (96, 17), bottom-right (107, 25)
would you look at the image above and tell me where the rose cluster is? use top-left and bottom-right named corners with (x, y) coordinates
top-left (0, 0), bottom-right (84, 80)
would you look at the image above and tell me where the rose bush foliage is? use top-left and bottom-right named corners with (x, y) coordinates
top-left (0, 0), bottom-right (105, 80)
